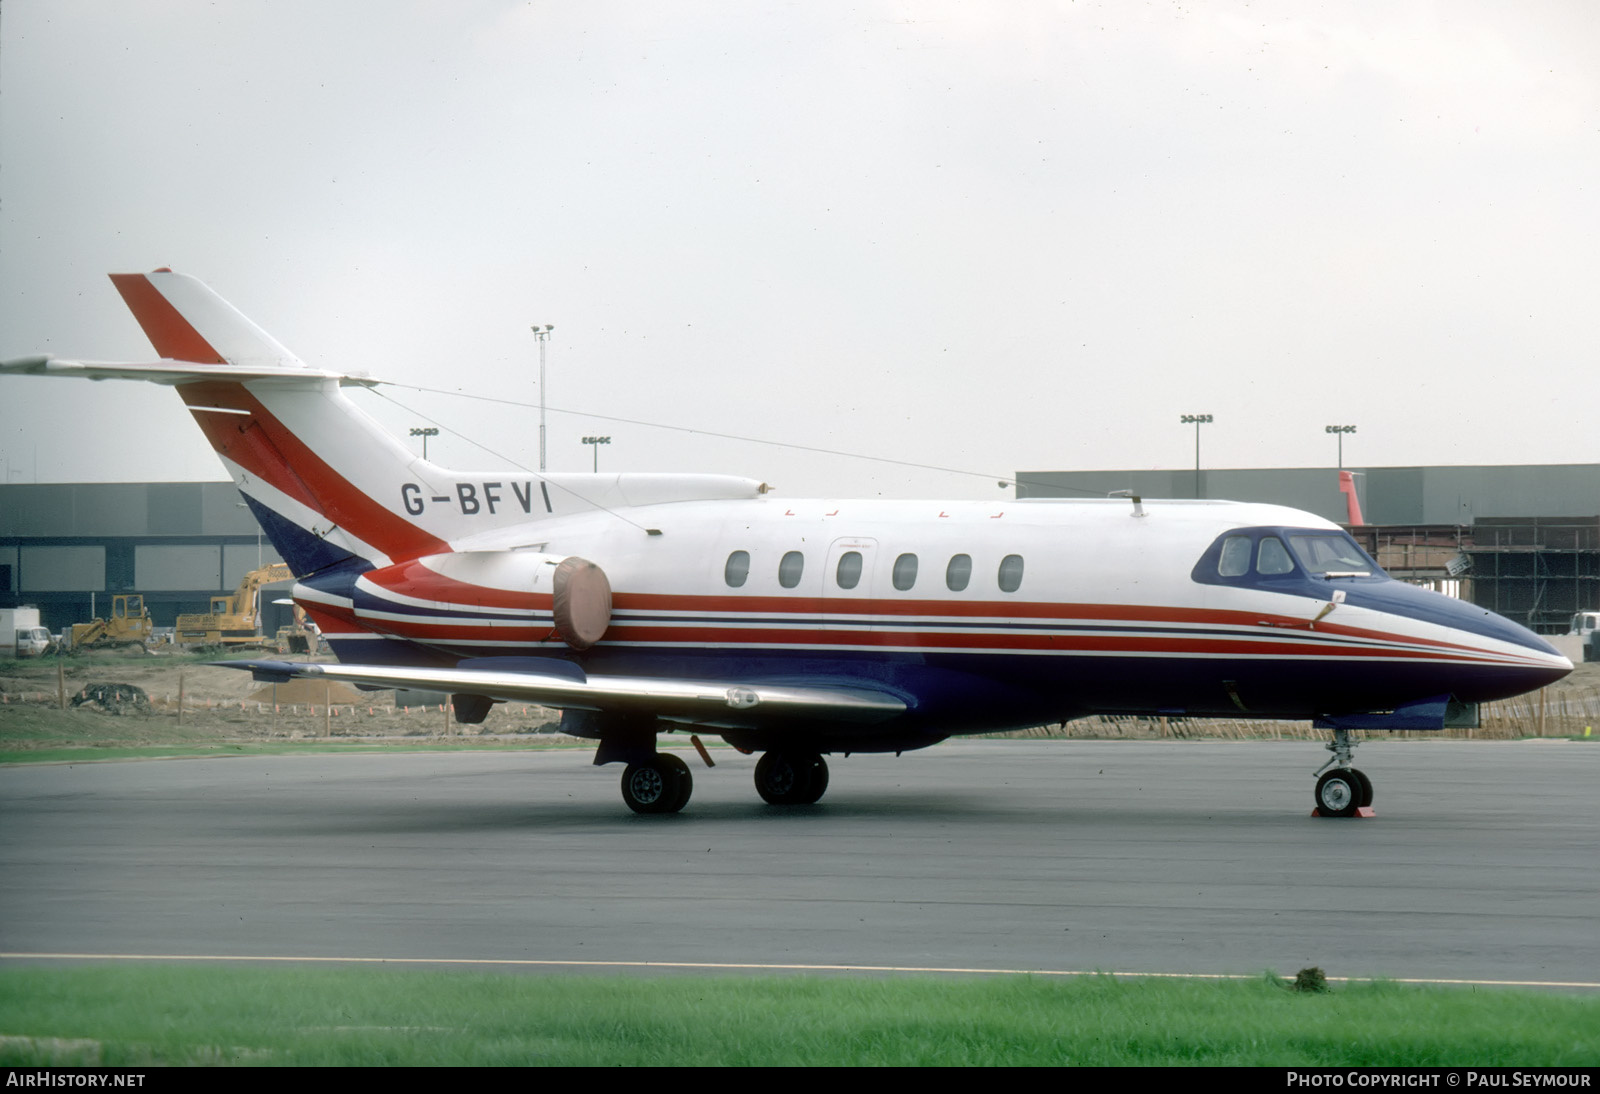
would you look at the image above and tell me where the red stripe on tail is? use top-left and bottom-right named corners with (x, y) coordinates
top-left (109, 274), bottom-right (226, 363)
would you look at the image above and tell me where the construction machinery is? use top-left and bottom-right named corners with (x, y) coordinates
top-left (69, 594), bottom-right (153, 649)
top-left (274, 600), bottom-right (321, 655)
top-left (174, 562), bottom-right (292, 647)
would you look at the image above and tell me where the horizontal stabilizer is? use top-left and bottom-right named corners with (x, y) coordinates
top-left (218, 660), bottom-right (908, 728)
top-left (0, 355), bottom-right (375, 387)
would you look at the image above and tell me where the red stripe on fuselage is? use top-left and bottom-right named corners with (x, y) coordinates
top-left (109, 273), bottom-right (226, 363)
top-left (348, 576), bottom-right (1521, 662)
top-left (362, 560), bottom-right (551, 610)
top-left (352, 611), bottom-right (1517, 665)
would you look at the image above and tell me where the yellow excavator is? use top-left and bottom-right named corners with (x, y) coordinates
top-left (70, 594), bottom-right (153, 649)
top-left (173, 563), bottom-right (293, 647)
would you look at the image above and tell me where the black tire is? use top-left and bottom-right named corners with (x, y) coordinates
top-left (755, 750), bottom-right (827, 805)
top-left (657, 753), bottom-right (693, 812)
top-left (754, 751), bottom-right (799, 804)
top-left (1350, 768), bottom-right (1373, 809)
top-left (1315, 769), bottom-right (1360, 818)
top-left (794, 754), bottom-right (829, 804)
top-left (622, 758), bottom-right (679, 815)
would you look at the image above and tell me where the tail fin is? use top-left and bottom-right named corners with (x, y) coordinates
top-left (4, 270), bottom-right (768, 578)
top-left (109, 268), bottom-right (303, 367)
top-left (112, 270), bottom-right (452, 575)
top-left (1339, 470), bottom-right (1366, 526)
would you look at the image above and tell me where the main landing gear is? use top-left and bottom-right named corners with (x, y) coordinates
top-left (617, 749), bottom-right (831, 812)
top-left (620, 753), bottom-right (694, 815)
top-left (1313, 728), bottom-right (1374, 818)
top-left (754, 750), bottom-right (830, 805)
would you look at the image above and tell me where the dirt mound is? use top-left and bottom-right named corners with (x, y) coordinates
top-left (70, 682), bottom-right (153, 715)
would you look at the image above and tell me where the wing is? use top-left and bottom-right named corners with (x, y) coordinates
top-left (220, 656), bottom-right (907, 730)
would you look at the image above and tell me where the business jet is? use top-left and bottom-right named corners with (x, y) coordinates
top-left (2, 270), bottom-right (1571, 817)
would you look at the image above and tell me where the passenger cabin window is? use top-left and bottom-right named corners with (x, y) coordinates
top-left (724, 550), bottom-right (750, 588)
top-left (1218, 536), bottom-right (1252, 577)
top-left (892, 553), bottom-right (918, 591)
top-left (998, 554), bottom-right (1024, 593)
top-left (1256, 537), bottom-right (1294, 575)
top-left (946, 554), bottom-right (972, 592)
top-left (778, 550), bottom-right (805, 589)
top-left (836, 551), bottom-right (863, 590)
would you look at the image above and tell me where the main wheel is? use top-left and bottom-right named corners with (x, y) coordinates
top-left (1314, 769), bottom-right (1361, 818)
top-left (657, 752), bottom-right (694, 812)
top-left (794, 754), bottom-right (829, 804)
top-left (755, 750), bottom-right (828, 805)
top-left (622, 755), bottom-right (689, 815)
top-left (1350, 768), bottom-right (1373, 809)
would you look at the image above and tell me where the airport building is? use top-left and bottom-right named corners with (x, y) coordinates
top-left (3, 466), bottom-right (1598, 635)
top-left (0, 482), bottom-right (284, 632)
top-left (1019, 464), bottom-right (1600, 633)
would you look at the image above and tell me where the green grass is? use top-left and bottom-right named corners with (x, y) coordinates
top-left (0, 965), bottom-right (1595, 1066)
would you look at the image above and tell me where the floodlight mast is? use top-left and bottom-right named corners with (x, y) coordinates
top-left (531, 325), bottom-right (555, 471)
top-left (1179, 414), bottom-right (1213, 498)
top-left (409, 426), bottom-right (439, 461)
top-left (582, 434), bottom-right (612, 472)
top-left (1325, 424), bottom-right (1357, 469)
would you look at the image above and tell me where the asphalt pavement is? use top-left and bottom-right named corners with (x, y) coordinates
top-left (2, 738), bottom-right (1596, 985)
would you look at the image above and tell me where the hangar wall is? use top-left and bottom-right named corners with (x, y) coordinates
top-left (1015, 464), bottom-right (1600, 527)
top-left (0, 482), bottom-right (282, 630)
top-left (1016, 464), bottom-right (1600, 632)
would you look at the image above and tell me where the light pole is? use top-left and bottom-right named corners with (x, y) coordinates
top-left (1179, 414), bottom-right (1212, 498)
top-left (582, 435), bottom-right (611, 472)
top-left (1325, 424), bottom-right (1356, 469)
top-left (409, 426), bottom-right (438, 461)
top-left (531, 324), bottom-right (555, 471)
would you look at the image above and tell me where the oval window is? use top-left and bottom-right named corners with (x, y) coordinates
top-left (836, 551), bottom-right (863, 590)
top-left (998, 554), bottom-right (1024, 593)
top-left (724, 550), bottom-right (750, 588)
top-left (892, 553), bottom-right (918, 591)
top-left (946, 554), bottom-right (972, 592)
top-left (778, 550), bottom-right (805, 589)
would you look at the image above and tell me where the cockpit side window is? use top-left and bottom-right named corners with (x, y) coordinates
top-left (1218, 536), bottom-right (1252, 577)
top-left (1256, 537), bottom-right (1294, 575)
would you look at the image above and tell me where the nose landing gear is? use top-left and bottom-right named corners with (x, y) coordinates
top-left (1313, 728), bottom-right (1374, 818)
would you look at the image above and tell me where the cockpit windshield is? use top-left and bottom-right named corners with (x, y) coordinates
top-left (1192, 527), bottom-right (1385, 588)
top-left (1287, 534), bottom-right (1373, 577)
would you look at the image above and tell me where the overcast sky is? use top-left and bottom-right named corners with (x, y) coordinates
top-left (2, 1), bottom-right (1596, 499)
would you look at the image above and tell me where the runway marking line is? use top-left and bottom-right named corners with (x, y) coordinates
top-left (3, 953), bottom-right (1597, 990)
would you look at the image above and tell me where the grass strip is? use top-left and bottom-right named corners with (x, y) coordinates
top-left (0, 964), bottom-right (1595, 1066)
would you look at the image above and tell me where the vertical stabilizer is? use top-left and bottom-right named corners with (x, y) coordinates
top-left (109, 269), bottom-right (304, 368)
top-left (1339, 470), bottom-right (1365, 526)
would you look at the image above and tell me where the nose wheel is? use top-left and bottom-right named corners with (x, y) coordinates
top-left (1313, 729), bottom-right (1374, 818)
